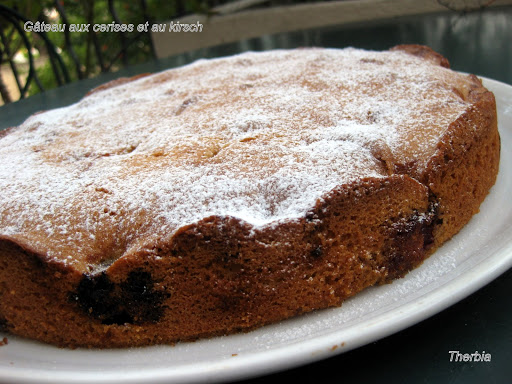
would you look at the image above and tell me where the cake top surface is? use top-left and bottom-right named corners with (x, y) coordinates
top-left (0, 47), bottom-right (474, 272)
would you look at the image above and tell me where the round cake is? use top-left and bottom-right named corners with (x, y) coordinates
top-left (0, 45), bottom-right (500, 348)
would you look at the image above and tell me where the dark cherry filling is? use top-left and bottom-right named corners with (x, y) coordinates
top-left (71, 269), bottom-right (168, 325)
top-left (0, 317), bottom-right (9, 332)
top-left (384, 201), bottom-right (439, 279)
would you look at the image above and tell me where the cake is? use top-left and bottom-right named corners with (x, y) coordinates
top-left (0, 45), bottom-right (500, 348)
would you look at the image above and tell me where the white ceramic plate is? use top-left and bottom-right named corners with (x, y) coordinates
top-left (1, 77), bottom-right (511, 384)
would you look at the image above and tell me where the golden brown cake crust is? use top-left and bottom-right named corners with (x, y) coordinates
top-left (0, 45), bottom-right (500, 348)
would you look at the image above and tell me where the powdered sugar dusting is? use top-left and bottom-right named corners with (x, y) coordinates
top-left (0, 48), bottom-right (471, 269)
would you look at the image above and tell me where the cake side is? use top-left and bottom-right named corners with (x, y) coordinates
top-left (0, 45), bottom-right (500, 348)
top-left (1, 175), bottom-right (433, 347)
top-left (390, 45), bottom-right (500, 248)
top-left (423, 80), bottom-right (499, 247)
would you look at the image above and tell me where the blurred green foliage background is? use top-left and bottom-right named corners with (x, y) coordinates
top-left (1, 0), bottom-right (278, 101)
